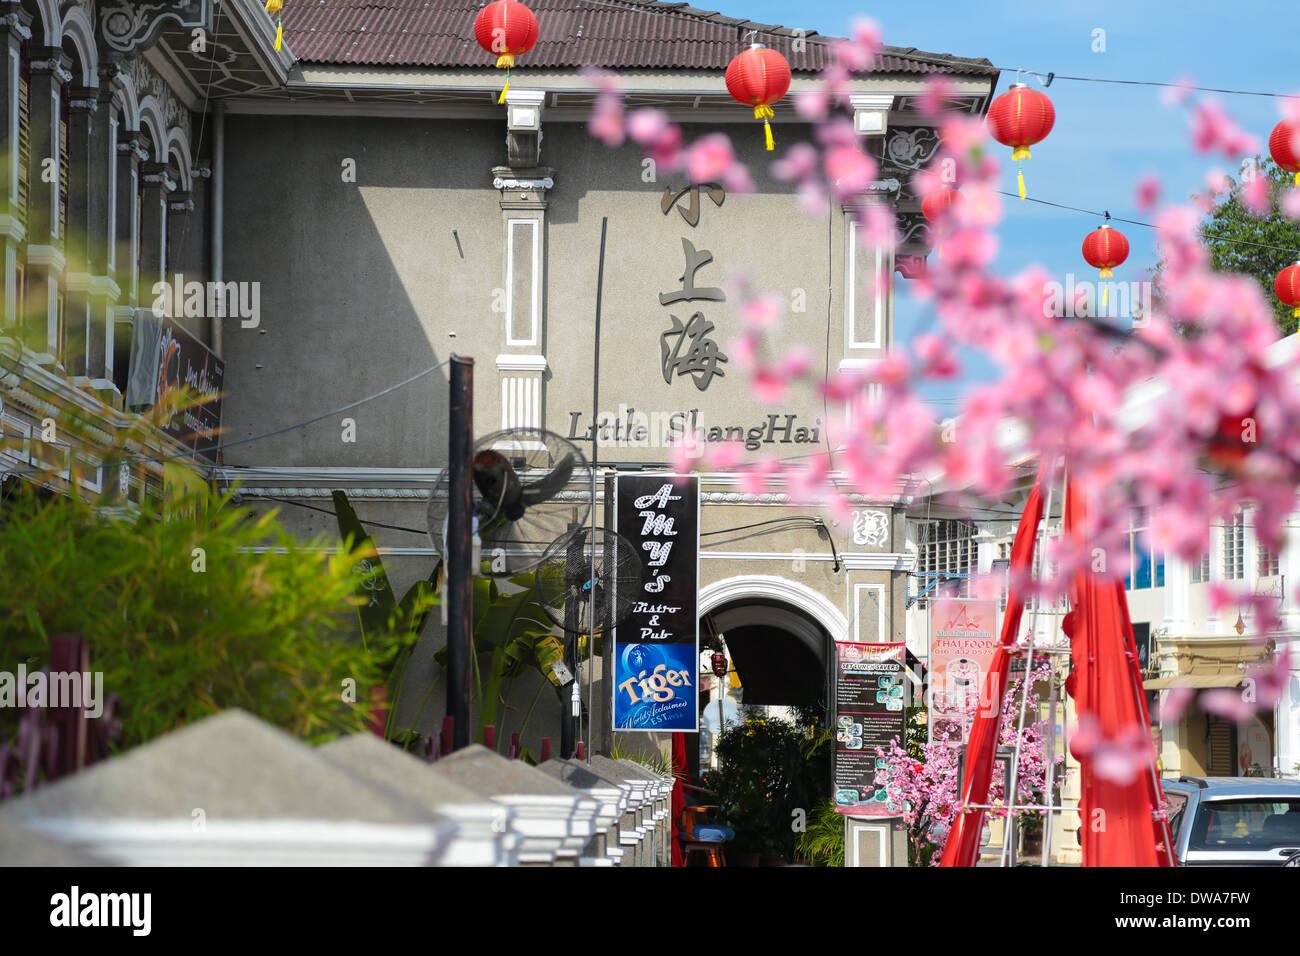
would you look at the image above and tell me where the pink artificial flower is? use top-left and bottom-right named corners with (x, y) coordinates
top-left (1159, 684), bottom-right (1196, 724)
top-left (686, 133), bottom-right (735, 183)
top-left (1135, 173), bottom-right (1161, 213)
top-left (1241, 172), bottom-right (1271, 217)
top-left (771, 143), bottom-right (818, 183)
top-left (1189, 99), bottom-right (1259, 158)
top-left (626, 107), bottom-right (668, 145)
top-left (588, 101), bottom-right (625, 148)
top-left (795, 86), bottom-right (830, 122)
top-left (1281, 189), bottom-right (1300, 221)
top-left (914, 333), bottom-right (960, 379)
top-left (741, 294), bottom-right (784, 331)
top-left (919, 76), bottom-right (957, 118)
top-left (826, 145), bottom-right (877, 201)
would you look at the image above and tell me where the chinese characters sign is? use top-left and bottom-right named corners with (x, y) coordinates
top-left (659, 185), bottom-right (728, 391)
top-left (928, 599), bottom-right (998, 745)
top-left (612, 474), bottom-right (700, 732)
top-left (834, 642), bottom-right (906, 816)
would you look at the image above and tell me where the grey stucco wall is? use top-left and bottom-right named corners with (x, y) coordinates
top-left (219, 113), bottom-right (885, 468)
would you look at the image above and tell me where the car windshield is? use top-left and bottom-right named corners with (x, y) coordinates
top-left (1188, 798), bottom-right (1300, 851)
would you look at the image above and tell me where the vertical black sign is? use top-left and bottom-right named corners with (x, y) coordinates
top-left (612, 474), bottom-right (700, 731)
top-left (834, 642), bottom-right (906, 816)
top-left (154, 316), bottom-right (224, 459)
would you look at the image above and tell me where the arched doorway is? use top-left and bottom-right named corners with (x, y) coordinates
top-left (696, 575), bottom-right (847, 763)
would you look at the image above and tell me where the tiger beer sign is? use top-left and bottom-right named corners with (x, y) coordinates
top-left (611, 474), bottom-right (700, 731)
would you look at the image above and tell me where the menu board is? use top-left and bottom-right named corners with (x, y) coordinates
top-left (834, 642), bottom-right (906, 816)
top-left (611, 474), bottom-right (699, 732)
top-left (929, 599), bottom-right (999, 745)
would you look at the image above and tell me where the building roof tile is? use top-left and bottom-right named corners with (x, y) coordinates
top-left (282, 0), bottom-right (995, 76)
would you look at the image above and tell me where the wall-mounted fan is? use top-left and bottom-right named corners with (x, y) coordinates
top-left (426, 427), bottom-right (588, 577)
top-left (533, 527), bottom-right (643, 636)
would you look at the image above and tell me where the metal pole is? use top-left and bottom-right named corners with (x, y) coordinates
top-left (446, 355), bottom-right (474, 751)
top-left (1003, 461), bottom-right (1056, 867)
top-left (562, 523), bottom-right (581, 759)
top-left (587, 217), bottom-right (608, 762)
top-left (1042, 464), bottom-right (1067, 866)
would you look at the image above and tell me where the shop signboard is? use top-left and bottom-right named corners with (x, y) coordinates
top-left (611, 474), bottom-right (699, 731)
top-left (929, 598), bottom-right (998, 745)
top-left (834, 642), bottom-right (906, 816)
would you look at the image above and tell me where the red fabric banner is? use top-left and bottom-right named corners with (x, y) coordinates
top-left (1063, 482), bottom-right (1173, 867)
top-left (940, 467), bottom-right (1046, 867)
top-left (670, 732), bottom-right (686, 867)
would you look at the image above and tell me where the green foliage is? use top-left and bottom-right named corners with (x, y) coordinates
top-left (796, 800), bottom-right (846, 867)
top-left (703, 710), bottom-right (834, 861)
top-left (609, 741), bottom-right (674, 777)
top-left (331, 490), bottom-right (440, 738)
top-left (0, 481), bottom-right (379, 751)
top-left (1156, 158), bottom-right (1300, 337)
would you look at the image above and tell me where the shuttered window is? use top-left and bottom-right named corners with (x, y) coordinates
top-left (58, 83), bottom-right (68, 241)
top-left (17, 43), bottom-right (29, 221)
top-left (1206, 716), bottom-right (1236, 777)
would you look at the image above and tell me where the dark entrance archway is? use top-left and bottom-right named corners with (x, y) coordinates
top-left (706, 599), bottom-right (833, 715)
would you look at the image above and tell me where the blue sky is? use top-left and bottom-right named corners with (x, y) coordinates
top-left (729, 0), bottom-right (1300, 410)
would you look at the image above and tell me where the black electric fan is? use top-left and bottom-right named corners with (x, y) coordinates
top-left (533, 527), bottom-right (643, 636)
top-left (426, 427), bottom-right (588, 577)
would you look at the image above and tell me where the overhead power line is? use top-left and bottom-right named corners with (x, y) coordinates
top-left (996, 191), bottom-right (1300, 257)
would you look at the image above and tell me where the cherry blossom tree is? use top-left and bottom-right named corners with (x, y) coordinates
top-left (875, 663), bottom-right (1065, 864)
top-left (585, 19), bottom-right (1300, 752)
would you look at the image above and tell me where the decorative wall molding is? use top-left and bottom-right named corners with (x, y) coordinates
top-left (698, 574), bottom-right (850, 643)
top-left (99, 1), bottom-right (211, 58)
top-left (492, 176), bottom-right (554, 192)
top-left (1, 13), bottom-right (33, 42)
top-left (128, 54), bottom-right (192, 148)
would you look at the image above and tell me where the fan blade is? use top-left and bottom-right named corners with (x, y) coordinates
top-left (520, 452), bottom-right (575, 507)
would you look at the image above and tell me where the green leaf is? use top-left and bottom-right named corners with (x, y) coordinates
top-left (331, 490), bottom-right (398, 645)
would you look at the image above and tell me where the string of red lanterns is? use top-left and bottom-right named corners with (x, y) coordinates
top-left (461, 8), bottom-right (1300, 325)
top-left (474, 0), bottom-right (540, 104)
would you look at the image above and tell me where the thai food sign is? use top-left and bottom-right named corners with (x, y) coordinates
top-left (834, 642), bottom-right (906, 816)
top-left (929, 599), bottom-right (999, 745)
top-left (611, 474), bottom-right (699, 732)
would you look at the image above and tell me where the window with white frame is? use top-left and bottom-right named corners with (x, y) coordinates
top-left (916, 519), bottom-right (977, 599)
top-left (1222, 512), bottom-right (1245, 581)
top-left (1190, 551), bottom-right (1211, 583)
top-left (1124, 508), bottom-right (1165, 590)
top-left (1257, 543), bottom-right (1279, 578)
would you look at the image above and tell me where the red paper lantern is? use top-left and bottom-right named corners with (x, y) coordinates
top-left (474, 0), bottom-right (539, 102)
top-left (1081, 224), bottom-right (1130, 279)
top-left (1269, 120), bottom-right (1300, 187)
top-left (1206, 409), bottom-right (1258, 473)
top-left (921, 185), bottom-right (962, 223)
top-left (1276, 261), bottom-right (1300, 321)
top-left (725, 44), bottom-right (792, 152)
top-left (987, 83), bottom-right (1055, 198)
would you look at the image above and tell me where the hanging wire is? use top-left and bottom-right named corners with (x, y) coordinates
top-left (996, 191), bottom-right (1300, 257)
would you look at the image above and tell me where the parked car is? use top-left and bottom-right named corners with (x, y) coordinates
top-left (1161, 776), bottom-right (1300, 866)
